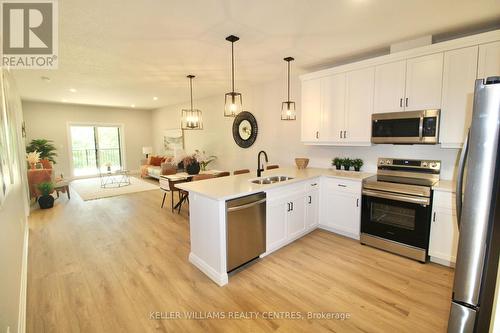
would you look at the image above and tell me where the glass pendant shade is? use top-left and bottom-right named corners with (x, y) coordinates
top-left (281, 56), bottom-right (297, 121)
top-left (281, 101), bottom-right (296, 120)
top-left (181, 75), bottom-right (203, 130)
top-left (181, 108), bottom-right (203, 130)
top-left (224, 92), bottom-right (243, 117)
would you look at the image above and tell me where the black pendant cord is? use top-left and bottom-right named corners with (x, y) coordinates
top-left (231, 41), bottom-right (235, 93)
top-left (190, 77), bottom-right (193, 111)
top-left (287, 60), bottom-right (290, 102)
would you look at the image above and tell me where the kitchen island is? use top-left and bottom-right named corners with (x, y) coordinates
top-left (176, 167), bottom-right (373, 286)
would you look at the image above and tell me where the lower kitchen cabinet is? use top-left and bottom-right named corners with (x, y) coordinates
top-left (429, 190), bottom-right (459, 266)
top-left (287, 194), bottom-right (306, 239)
top-left (319, 178), bottom-right (362, 240)
top-left (266, 199), bottom-right (288, 253)
top-left (305, 188), bottom-right (319, 230)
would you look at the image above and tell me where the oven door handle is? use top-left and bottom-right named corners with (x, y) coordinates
top-left (362, 189), bottom-right (430, 205)
top-left (418, 115), bottom-right (424, 141)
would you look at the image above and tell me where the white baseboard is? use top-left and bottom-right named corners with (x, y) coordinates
top-left (430, 256), bottom-right (456, 268)
top-left (318, 224), bottom-right (360, 240)
top-left (17, 221), bottom-right (28, 333)
top-left (188, 252), bottom-right (228, 287)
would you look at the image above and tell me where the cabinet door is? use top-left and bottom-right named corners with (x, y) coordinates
top-left (321, 190), bottom-right (361, 239)
top-left (266, 200), bottom-right (288, 252)
top-left (301, 78), bottom-right (321, 142)
top-left (440, 46), bottom-right (478, 148)
top-left (429, 208), bottom-right (459, 264)
top-left (373, 60), bottom-right (406, 113)
top-left (478, 41), bottom-right (500, 78)
top-left (322, 73), bottom-right (346, 142)
top-left (344, 67), bottom-right (374, 144)
top-left (287, 195), bottom-right (306, 239)
top-left (305, 189), bottom-right (319, 229)
top-left (405, 53), bottom-right (444, 111)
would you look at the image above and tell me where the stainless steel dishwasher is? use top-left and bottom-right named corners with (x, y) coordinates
top-left (226, 192), bottom-right (266, 272)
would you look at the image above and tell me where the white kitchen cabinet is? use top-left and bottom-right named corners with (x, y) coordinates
top-left (301, 78), bottom-right (322, 142)
top-left (266, 199), bottom-right (288, 253)
top-left (405, 53), bottom-right (444, 111)
top-left (344, 67), bottom-right (375, 144)
top-left (322, 73), bottom-right (346, 142)
top-left (287, 194), bottom-right (306, 239)
top-left (429, 190), bottom-right (459, 266)
top-left (478, 41), bottom-right (500, 79)
top-left (319, 178), bottom-right (362, 240)
top-left (440, 46), bottom-right (478, 148)
top-left (305, 188), bottom-right (319, 230)
top-left (374, 60), bottom-right (406, 113)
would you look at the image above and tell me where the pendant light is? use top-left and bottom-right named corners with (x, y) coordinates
top-left (281, 57), bottom-right (296, 120)
top-left (224, 35), bottom-right (243, 117)
top-left (181, 75), bottom-right (203, 130)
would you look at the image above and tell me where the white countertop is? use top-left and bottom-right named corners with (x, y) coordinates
top-left (432, 180), bottom-right (455, 193)
top-left (175, 167), bottom-right (374, 200)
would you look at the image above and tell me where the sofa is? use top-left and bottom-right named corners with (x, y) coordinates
top-left (141, 156), bottom-right (177, 179)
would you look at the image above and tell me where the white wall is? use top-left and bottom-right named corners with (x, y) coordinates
top-left (22, 101), bottom-right (154, 178)
top-left (152, 75), bottom-right (460, 180)
top-left (0, 70), bottom-right (30, 333)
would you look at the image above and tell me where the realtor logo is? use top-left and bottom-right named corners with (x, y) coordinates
top-left (1, 0), bottom-right (58, 69)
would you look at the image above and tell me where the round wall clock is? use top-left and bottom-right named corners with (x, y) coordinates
top-left (232, 111), bottom-right (258, 148)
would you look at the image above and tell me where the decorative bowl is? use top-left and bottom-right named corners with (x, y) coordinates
top-left (295, 158), bottom-right (309, 169)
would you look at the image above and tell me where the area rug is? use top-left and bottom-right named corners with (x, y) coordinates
top-left (71, 176), bottom-right (158, 201)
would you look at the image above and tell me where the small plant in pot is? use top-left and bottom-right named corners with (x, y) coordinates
top-left (37, 182), bottom-right (54, 209)
top-left (332, 157), bottom-right (342, 170)
top-left (183, 155), bottom-right (200, 175)
top-left (352, 158), bottom-right (363, 172)
top-left (342, 158), bottom-right (353, 171)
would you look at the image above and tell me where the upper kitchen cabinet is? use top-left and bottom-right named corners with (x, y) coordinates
top-left (440, 46), bottom-right (478, 148)
top-left (344, 67), bottom-right (375, 144)
top-left (322, 73), bottom-right (346, 142)
top-left (373, 60), bottom-right (406, 113)
top-left (477, 41), bottom-right (500, 78)
top-left (404, 53), bottom-right (444, 111)
top-left (301, 78), bottom-right (322, 142)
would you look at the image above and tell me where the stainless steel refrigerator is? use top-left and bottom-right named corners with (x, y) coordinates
top-left (448, 76), bottom-right (500, 332)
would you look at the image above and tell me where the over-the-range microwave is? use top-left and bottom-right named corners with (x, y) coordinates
top-left (371, 109), bottom-right (440, 144)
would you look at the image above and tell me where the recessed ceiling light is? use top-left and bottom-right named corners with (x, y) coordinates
top-left (131, 104), bottom-right (136, 108)
top-left (69, 88), bottom-right (77, 93)
top-left (41, 76), bottom-right (51, 82)
top-left (62, 99), bottom-right (67, 102)
top-left (153, 97), bottom-right (158, 101)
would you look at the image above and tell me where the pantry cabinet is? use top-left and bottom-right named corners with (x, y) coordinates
top-left (429, 190), bottom-right (459, 266)
top-left (439, 46), bottom-right (478, 148)
top-left (478, 41), bottom-right (500, 78)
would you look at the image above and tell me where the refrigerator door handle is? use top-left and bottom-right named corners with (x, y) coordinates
top-left (455, 129), bottom-right (470, 226)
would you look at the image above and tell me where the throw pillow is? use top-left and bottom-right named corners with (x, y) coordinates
top-left (150, 156), bottom-right (163, 166)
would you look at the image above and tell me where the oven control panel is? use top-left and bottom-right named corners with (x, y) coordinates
top-left (378, 158), bottom-right (441, 171)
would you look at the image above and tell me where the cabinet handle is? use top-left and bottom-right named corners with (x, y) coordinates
top-left (338, 184), bottom-right (347, 187)
top-left (287, 202), bottom-right (291, 212)
top-left (405, 97), bottom-right (408, 107)
top-left (433, 212), bottom-right (436, 222)
top-left (400, 98), bottom-right (403, 107)
top-left (308, 195), bottom-right (312, 204)
top-left (356, 198), bottom-right (359, 207)
top-left (310, 183), bottom-right (317, 186)
top-left (316, 131), bottom-right (319, 139)
top-left (291, 202), bottom-right (294, 211)
top-left (343, 130), bottom-right (347, 139)
top-left (339, 130), bottom-right (342, 139)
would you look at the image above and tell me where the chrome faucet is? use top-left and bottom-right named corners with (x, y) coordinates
top-left (257, 151), bottom-right (268, 177)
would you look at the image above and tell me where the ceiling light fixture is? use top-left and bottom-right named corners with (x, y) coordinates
top-left (281, 57), bottom-right (296, 121)
top-left (131, 104), bottom-right (135, 108)
top-left (69, 88), bottom-right (77, 93)
top-left (153, 96), bottom-right (158, 101)
top-left (224, 35), bottom-right (243, 117)
top-left (181, 75), bottom-right (203, 130)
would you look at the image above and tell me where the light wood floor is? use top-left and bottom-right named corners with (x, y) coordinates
top-left (27, 182), bottom-right (454, 332)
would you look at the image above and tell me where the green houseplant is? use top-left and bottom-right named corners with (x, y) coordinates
top-left (37, 181), bottom-right (54, 209)
top-left (342, 158), bottom-right (352, 171)
top-left (352, 158), bottom-right (364, 172)
top-left (26, 139), bottom-right (58, 164)
top-left (332, 157), bottom-right (342, 170)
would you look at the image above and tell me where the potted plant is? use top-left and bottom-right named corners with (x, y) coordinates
top-left (195, 150), bottom-right (217, 171)
top-left (352, 158), bottom-right (364, 172)
top-left (332, 157), bottom-right (342, 170)
top-left (26, 151), bottom-right (41, 169)
top-left (26, 139), bottom-right (58, 164)
top-left (37, 182), bottom-right (54, 209)
top-left (342, 158), bottom-right (352, 171)
top-left (183, 155), bottom-right (200, 175)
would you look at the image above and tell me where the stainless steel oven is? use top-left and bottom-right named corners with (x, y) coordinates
top-left (360, 158), bottom-right (440, 262)
top-left (371, 109), bottom-right (440, 144)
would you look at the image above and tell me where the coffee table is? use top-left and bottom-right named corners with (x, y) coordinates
top-left (100, 169), bottom-right (131, 188)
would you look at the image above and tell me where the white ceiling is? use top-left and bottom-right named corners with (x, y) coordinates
top-left (12, 0), bottom-right (500, 109)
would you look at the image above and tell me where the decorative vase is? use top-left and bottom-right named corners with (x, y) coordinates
top-left (354, 167), bottom-right (361, 172)
top-left (335, 165), bottom-right (341, 170)
top-left (186, 162), bottom-right (200, 175)
top-left (38, 195), bottom-right (54, 209)
top-left (343, 165), bottom-right (351, 171)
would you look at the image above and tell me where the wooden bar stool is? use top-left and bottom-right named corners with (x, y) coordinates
top-left (216, 171), bottom-right (230, 177)
top-left (266, 165), bottom-right (279, 170)
top-left (234, 169), bottom-right (250, 175)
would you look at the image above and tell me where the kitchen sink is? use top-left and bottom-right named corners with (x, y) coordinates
top-left (250, 176), bottom-right (294, 185)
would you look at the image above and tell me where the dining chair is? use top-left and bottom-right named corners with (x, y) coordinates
top-left (216, 171), bottom-right (230, 177)
top-left (165, 178), bottom-right (188, 212)
top-left (233, 169), bottom-right (250, 175)
top-left (266, 165), bottom-right (279, 170)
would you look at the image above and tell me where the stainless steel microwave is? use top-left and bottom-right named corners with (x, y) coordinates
top-left (371, 109), bottom-right (440, 144)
